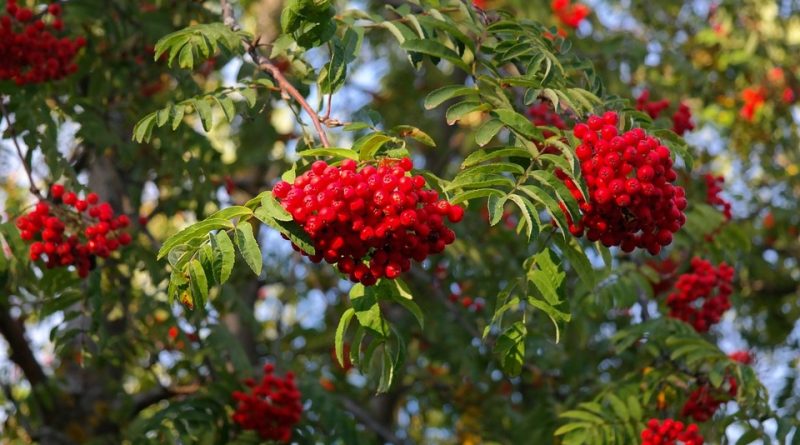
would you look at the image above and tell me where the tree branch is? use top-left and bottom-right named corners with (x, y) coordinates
top-left (340, 397), bottom-right (408, 445)
top-left (219, 0), bottom-right (331, 148)
top-left (1, 97), bottom-right (42, 197)
top-left (0, 302), bottom-right (47, 387)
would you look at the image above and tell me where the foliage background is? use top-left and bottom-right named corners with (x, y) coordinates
top-left (1, 0), bottom-right (799, 444)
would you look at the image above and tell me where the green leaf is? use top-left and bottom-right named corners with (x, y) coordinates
top-left (401, 39), bottom-right (470, 71)
top-left (335, 308), bottom-right (355, 369)
top-left (255, 211), bottom-right (316, 255)
top-left (385, 279), bottom-right (424, 329)
top-left (211, 231), bottom-right (235, 285)
top-left (132, 113), bottom-right (156, 143)
top-left (462, 147), bottom-right (531, 168)
top-left (260, 194), bottom-right (292, 222)
top-left (297, 148), bottom-right (359, 160)
top-left (606, 393), bottom-right (629, 421)
top-left (354, 133), bottom-right (394, 161)
top-left (492, 108), bottom-right (544, 141)
top-left (527, 249), bottom-right (564, 306)
top-left (157, 218), bottom-right (235, 260)
top-left (446, 101), bottom-right (489, 125)
top-left (494, 321), bottom-right (526, 376)
top-left (377, 345), bottom-right (394, 393)
top-left (423, 85), bottom-right (478, 110)
top-left (235, 221), bottom-right (262, 276)
top-left (475, 118), bottom-right (504, 146)
top-left (349, 283), bottom-right (389, 337)
top-left (193, 98), bottom-right (214, 132)
top-left (487, 194), bottom-right (508, 226)
top-left (188, 259), bottom-right (208, 308)
top-left (208, 206), bottom-right (253, 221)
top-left (392, 125), bottom-right (436, 147)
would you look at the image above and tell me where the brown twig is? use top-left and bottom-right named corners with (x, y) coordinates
top-left (1, 98), bottom-right (42, 197)
top-left (340, 397), bottom-right (408, 445)
top-left (219, 0), bottom-right (331, 148)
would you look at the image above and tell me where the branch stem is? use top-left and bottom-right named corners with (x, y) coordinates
top-left (1, 98), bottom-right (42, 197)
top-left (219, 0), bottom-right (331, 148)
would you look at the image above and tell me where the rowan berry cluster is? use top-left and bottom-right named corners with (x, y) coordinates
top-left (551, 0), bottom-right (590, 28)
top-left (640, 419), bottom-right (704, 445)
top-left (704, 174), bottom-right (732, 221)
top-left (0, 1), bottom-right (85, 85)
top-left (528, 102), bottom-right (566, 137)
top-left (636, 91), bottom-right (695, 136)
top-left (231, 364), bottom-right (302, 443)
top-left (666, 257), bottom-right (734, 332)
top-left (273, 158), bottom-right (463, 285)
top-left (16, 185), bottom-right (132, 278)
top-left (636, 90), bottom-right (670, 119)
top-left (671, 103), bottom-right (695, 136)
top-left (561, 111), bottom-right (687, 254)
top-left (681, 378), bottom-right (737, 422)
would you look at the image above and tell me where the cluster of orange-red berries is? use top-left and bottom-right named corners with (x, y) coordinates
top-left (562, 111), bottom-right (687, 254)
top-left (0, 1), bottom-right (85, 85)
top-left (231, 364), bottom-right (302, 443)
top-left (636, 90), bottom-right (695, 136)
top-left (551, 0), bottom-right (590, 28)
top-left (666, 257), bottom-right (734, 332)
top-left (273, 158), bottom-right (463, 285)
top-left (16, 185), bottom-right (131, 278)
top-left (641, 419), bottom-right (704, 445)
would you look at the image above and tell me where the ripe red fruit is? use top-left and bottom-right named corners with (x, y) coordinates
top-left (666, 257), bottom-right (734, 332)
top-left (274, 158), bottom-right (462, 285)
top-left (15, 186), bottom-right (132, 278)
top-left (641, 418), bottom-right (703, 445)
top-left (50, 184), bottom-right (64, 199)
top-left (561, 112), bottom-right (686, 253)
top-left (231, 364), bottom-right (302, 443)
top-left (0, 2), bottom-right (84, 85)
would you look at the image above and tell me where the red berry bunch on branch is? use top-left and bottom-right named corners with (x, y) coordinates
top-left (666, 257), bottom-right (734, 332)
top-left (681, 378), bottom-right (737, 422)
top-left (551, 0), bottom-right (590, 28)
top-left (561, 111), bottom-right (687, 254)
top-left (636, 90), bottom-right (671, 119)
top-left (740, 87), bottom-right (766, 121)
top-left (641, 419), bottom-right (704, 445)
top-left (703, 174), bottom-right (732, 221)
top-left (0, 1), bottom-right (85, 85)
top-left (636, 91), bottom-right (696, 136)
top-left (231, 364), bottom-right (302, 443)
top-left (15, 185), bottom-right (132, 278)
top-left (671, 103), bottom-right (695, 136)
top-left (273, 158), bottom-right (463, 285)
top-left (528, 102), bottom-right (566, 137)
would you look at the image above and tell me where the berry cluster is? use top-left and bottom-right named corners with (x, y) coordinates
top-left (640, 419), bottom-right (704, 445)
top-left (729, 350), bottom-right (753, 365)
top-left (703, 174), bottom-right (732, 220)
top-left (681, 378), bottom-right (737, 422)
top-left (551, 0), bottom-right (590, 28)
top-left (671, 103), bottom-right (695, 136)
top-left (273, 158), bottom-right (463, 285)
top-left (561, 111), bottom-right (687, 254)
top-left (0, 1), bottom-right (85, 85)
top-left (16, 185), bottom-right (132, 278)
top-left (528, 102), bottom-right (566, 137)
top-left (636, 90), bottom-right (670, 119)
top-left (666, 257), bottom-right (734, 332)
top-left (740, 87), bottom-right (766, 121)
top-left (231, 364), bottom-right (302, 443)
top-left (636, 91), bottom-right (695, 136)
